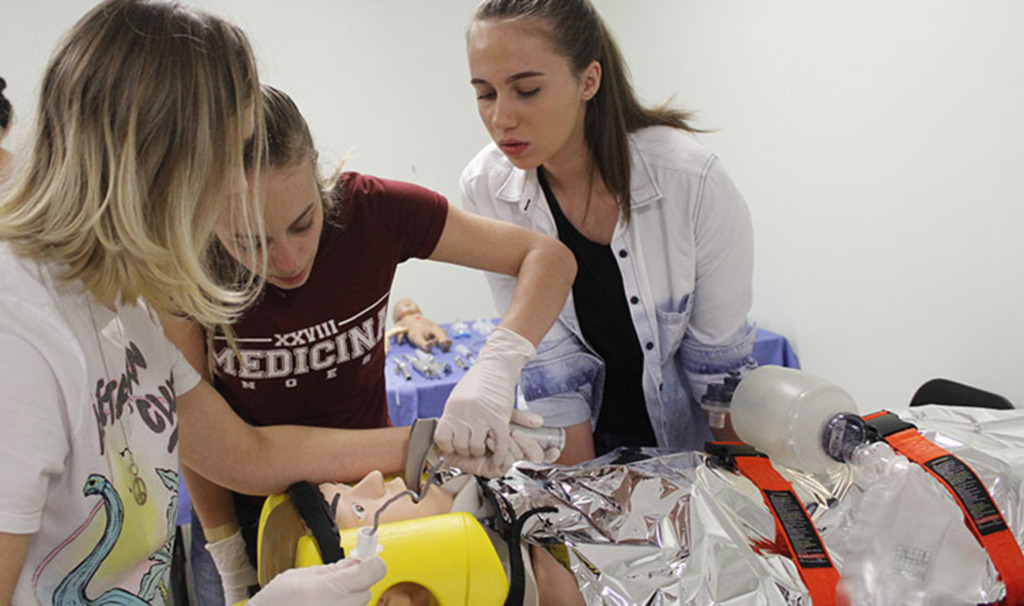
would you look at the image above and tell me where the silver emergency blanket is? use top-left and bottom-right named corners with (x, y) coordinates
top-left (482, 406), bottom-right (1024, 605)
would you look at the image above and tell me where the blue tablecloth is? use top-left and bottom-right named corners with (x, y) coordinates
top-left (385, 324), bottom-right (799, 427)
top-left (179, 325), bottom-right (798, 526)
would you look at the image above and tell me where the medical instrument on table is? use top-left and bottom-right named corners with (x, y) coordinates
top-left (453, 354), bottom-right (468, 370)
top-left (453, 344), bottom-right (475, 366)
top-left (403, 353), bottom-right (437, 379)
top-left (450, 319), bottom-right (471, 338)
top-left (471, 317), bottom-right (495, 335)
top-left (414, 349), bottom-right (451, 376)
top-left (393, 358), bottom-right (411, 381)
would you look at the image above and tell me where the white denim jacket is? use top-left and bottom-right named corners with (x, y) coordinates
top-left (461, 126), bottom-right (756, 450)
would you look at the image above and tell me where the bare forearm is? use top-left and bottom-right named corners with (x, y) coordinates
top-left (0, 532), bottom-right (29, 605)
top-left (178, 381), bottom-right (410, 496)
top-left (182, 464), bottom-right (238, 537)
top-left (427, 206), bottom-right (575, 345)
top-left (498, 238), bottom-right (576, 345)
top-left (246, 424), bottom-right (408, 491)
top-left (181, 424), bottom-right (408, 496)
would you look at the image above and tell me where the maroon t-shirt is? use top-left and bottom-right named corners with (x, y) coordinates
top-left (212, 172), bottom-right (448, 430)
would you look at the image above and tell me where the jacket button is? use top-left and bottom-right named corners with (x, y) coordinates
top-left (629, 296), bottom-right (639, 305)
top-left (645, 342), bottom-right (654, 351)
top-left (618, 249), bottom-right (628, 258)
top-left (659, 383), bottom-right (664, 391)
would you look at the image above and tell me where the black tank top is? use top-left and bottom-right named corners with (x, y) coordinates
top-left (538, 168), bottom-right (656, 452)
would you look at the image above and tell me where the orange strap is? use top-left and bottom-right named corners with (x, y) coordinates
top-left (707, 442), bottom-right (839, 604)
top-left (863, 411), bottom-right (1024, 603)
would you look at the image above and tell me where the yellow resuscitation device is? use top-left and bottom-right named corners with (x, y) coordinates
top-left (258, 492), bottom-right (509, 605)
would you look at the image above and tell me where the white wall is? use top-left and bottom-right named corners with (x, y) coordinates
top-left (597, 1), bottom-right (1024, 412)
top-left (3, 1), bottom-right (1021, 412)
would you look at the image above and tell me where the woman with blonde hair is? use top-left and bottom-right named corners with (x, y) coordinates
top-left (0, 1), bottom-right (468, 603)
top-left (172, 84), bottom-right (574, 606)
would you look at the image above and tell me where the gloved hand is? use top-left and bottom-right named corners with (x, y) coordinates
top-left (437, 410), bottom-right (562, 477)
top-left (205, 530), bottom-right (258, 606)
top-left (434, 327), bottom-right (536, 461)
top-left (248, 556), bottom-right (386, 606)
top-left (509, 409), bottom-right (562, 464)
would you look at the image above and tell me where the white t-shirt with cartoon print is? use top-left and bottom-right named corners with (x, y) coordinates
top-left (0, 243), bottom-right (200, 605)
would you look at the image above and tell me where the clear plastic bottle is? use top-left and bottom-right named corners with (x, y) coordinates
top-left (730, 366), bottom-right (864, 474)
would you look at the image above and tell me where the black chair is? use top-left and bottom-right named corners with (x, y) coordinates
top-left (909, 378), bottom-right (1014, 410)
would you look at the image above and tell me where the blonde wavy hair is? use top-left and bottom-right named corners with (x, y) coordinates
top-left (0, 0), bottom-right (266, 328)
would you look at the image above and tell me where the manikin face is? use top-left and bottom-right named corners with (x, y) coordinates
top-left (392, 297), bottom-right (420, 321)
top-left (320, 470), bottom-right (454, 530)
top-left (216, 160), bottom-right (324, 290)
top-left (467, 19), bottom-right (600, 171)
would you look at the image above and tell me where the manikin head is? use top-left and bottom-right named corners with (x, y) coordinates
top-left (320, 470), bottom-right (454, 530)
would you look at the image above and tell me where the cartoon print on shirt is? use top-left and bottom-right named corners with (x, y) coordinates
top-left (49, 474), bottom-right (147, 605)
top-left (137, 468), bottom-right (181, 602)
top-left (213, 297), bottom-right (389, 389)
top-left (40, 469), bottom-right (176, 605)
top-left (91, 340), bottom-right (179, 455)
top-left (31, 340), bottom-right (180, 605)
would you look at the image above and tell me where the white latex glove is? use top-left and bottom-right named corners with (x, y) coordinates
top-left (439, 410), bottom-right (560, 477)
top-left (434, 327), bottom-right (536, 460)
top-left (205, 530), bottom-right (258, 606)
top-left (509, 410), bottom-right (562, 463)
top-left (248, 556), bottom-right (386, 606)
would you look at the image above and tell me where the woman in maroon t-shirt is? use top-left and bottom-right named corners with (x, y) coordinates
top-left (164, 85), bottom-right (576, 605)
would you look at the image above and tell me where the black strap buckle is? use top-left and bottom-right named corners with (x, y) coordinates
top-left (705, 441), bottom-right (768, 472)
top-left (863, 411), bottom-right (918, 441)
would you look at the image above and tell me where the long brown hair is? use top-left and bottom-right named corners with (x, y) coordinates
top-left (0, 0), bottom-right (265, 327)
top-left (260, 85), bottom-right (337, 214)
top-left (474, 0), bottom-right (698, 223)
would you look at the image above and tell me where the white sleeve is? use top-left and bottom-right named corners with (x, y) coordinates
top-left (458, 165), bottom-right (479, 214)
top-left (169, 339), bottom-right (202, 397)
top-left (0, 332), bottom-right (71, 533)
top-left (682, 158), bottom-right (757, 403)
top-left (150, 308), bottom-right (202, 397)
top-left (688, 157), bottom-right (755, 346)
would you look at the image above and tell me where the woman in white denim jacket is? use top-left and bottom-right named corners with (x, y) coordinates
top-left (461, 0), bottom-right (757, 462)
